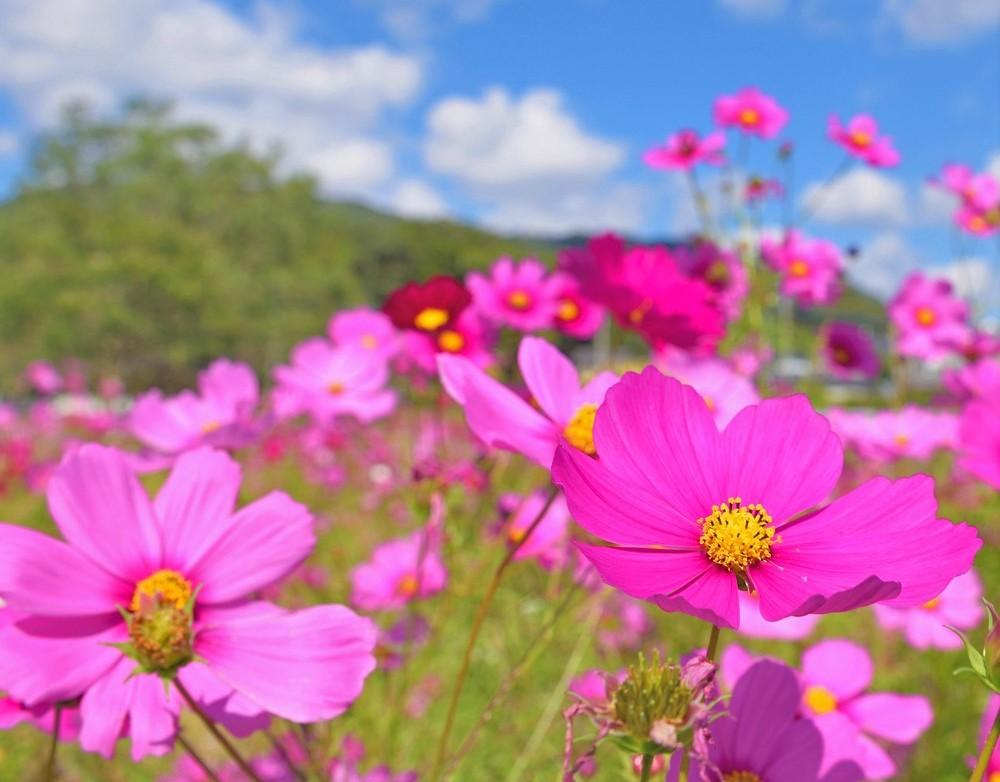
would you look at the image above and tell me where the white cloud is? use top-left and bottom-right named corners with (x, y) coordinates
top-left (987, 151), bottom-right (1000, 180)
top-left (938, 257), bottom-right (994, 300)
top-left (388, 178), bottom-right (450, 220)
top-left (849, 232), bottom-right (921, 299)
top-left (363, 0), bottom-right (498, 40)
top-left (801, 168), bottom-right (909, 227)
top-left (424, 86), bottom-right (640, 235)
top-left (304, 139), bottom-right (394, 197)
top-left (0, 0), bottom-right (424, 198)
top-left (716, 0), bottom-right (787, 19)
top-left (918, 181), bottom-right (956, 225)
top-left (882, 0), bottom-right (1000, 45)
top-left (0, 130), bottom-right (18, 157)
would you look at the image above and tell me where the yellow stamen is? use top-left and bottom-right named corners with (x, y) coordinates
top-left (414, 307), bottom-right (449, 331)
top-left (437, 329), bottom-right (465, 353)
top-left (988, 771), bottom-right (1000, 782)
top-left (396, 574), bottom-right (420, 597)
top-left (922, 596), bottom-right (942, 611)
top-left (201, 420), bottom-right (222, 434)
top-left (131, 570), bottom-right (193, 613)
top-left (360, 334), bottom-right (378, 350)
top-left (894, 433), bottom-right (909, 447)
top-left (628, 299), bottom-right (652, 325)
top-left (724, 772), bottom-right (762, 782)
top-left (914, 306), bottom-right (937, 327)
top-left (788, 259), bottom-right (810, 278)
top-left (328, 381), bottom-right (345, 395)
top-left (556, 299), bottom-right (580, 322)
top-left (563, 403), bottom-right (599, 456)
top-left (803, 684), bottom-right (838, 715)
top-left (507, 290), bottom-right (531, 311)
top-left (969, 215), bottom-right (987, 233)
top-left (832, 347), bottom-right (852, 365)
top-left (705, 260), bottom-right (729, 284)
top-left (698, 498), bottom-right (774, 572)
top-left (739, 108), bottom-right (760, 126)
top-left (849, 130), bottom-right (872, 148)
top-left (507, 526), bottom-right (527, 544)
top-left (703, 395), bottom-right (716, 412)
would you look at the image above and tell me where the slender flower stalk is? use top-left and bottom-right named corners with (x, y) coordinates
top-left (430, 486), bottom-right (560, 780)
top-left (971, 706), bottom-right (1000, 782)
top-left (177, 733), bottom-right (224, 782)
top-left (175, 678), bottom-right (265, 782)
top-left (706, 624), bottom-right (722, 662)
top-left (639, 753), bottom-right (654, 782)
top-left (43, 703), bottom-right (63, 782)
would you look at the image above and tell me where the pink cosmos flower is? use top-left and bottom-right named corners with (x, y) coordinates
top-left (828, 406), bottom-right (957, 465)
top-left (0, 445), bottom-right (377, 759)
top-left (674, 241), bottom-right (749, 321)
top-left (736, 590), bottom-right (820, 641)
top-left (821, 322), bottom-right (881, 380)
top-left (668, 659), bottom-right (864, 782)
top-left (643, 129), bottom-right (726, 171)
top-left (24, 361), bottom-right (62, 395)
top-left (725, 641), bottom-right (933, 779)
top-left (657, 353), bottom-right (760, 428)
top-left (350, 500), bottom-right (447, 612)
top-left (131, 359), bottom-right (260, 458)
top-left (934, 164), bottom-right (1000, 236)
top-left (394, 309), bottom-right (496, 375)
top-left (273, 338), bottom-right (396, 425)
top-left (552, 368), bottom-right (981, 630)
top-left (945, 358), bottom-right (1000, 401)
top-left (328, 308), bottom-right (400, 361)
top-left (437, 336), bottom-right (617, 469)
top-left (874, 569), bottom-right (983, 650)
top-left (467, 257), bottom-right (558, 332)
top-left (595, 594), bottom-right (652, 652)
top-left (959, 391), bottom-right (1000, 489)
top-left (888, 273), bottom-right (970, 360)
top-left (827, 114), bottom-right (900, 168)
top-left (714, 87), bottom-right (789, 138)
top-left (745, 175), bottom-right (784, 203)
top-left (498, 491), bottom-right (571, 569)
top-left (548, 271), bottom-right (605, 340)
top-left (761, 230), bottom-right (843, 307)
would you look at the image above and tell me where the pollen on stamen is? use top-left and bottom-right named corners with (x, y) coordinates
top-left (130, 569), bottom-right (193, 613)
top-left (698, 497), bottom-right (775, 573)
top-left (563, 403), bottom-right (599, 456)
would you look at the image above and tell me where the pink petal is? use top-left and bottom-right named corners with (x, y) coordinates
top-left (0, 525), bottom-right (131, 616)
top-left (517, 337), bottom-right (579, 425)
top-left (154, 447), bottom-right (242, 572)
top-left (721, 395), bottom-right (843, 523)
top-left (79, 657), bottom-right (131, 758)
top-left (573, 371), bottom-right (619, 410)
top-left (46, 444), bottom-right (161, 581)
top-left (652, 566), bottom-right (740, 629)
top-left (187, 491), bottom-right (315, 604)
top-left (844, 693), bottom-right (932, 743)
top-left (801, 639), bottom-right (871, 699)
top-left (196, 603), bottom-right (377, 723)
top-left (177, 663), bottom-right (270, 738)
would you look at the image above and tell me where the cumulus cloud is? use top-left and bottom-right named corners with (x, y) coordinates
top-left (388, 178), bottom-right (450, 220)
top-left (881, 0), bottom-right (1000, 45)
top-left (938, 257), bottom-right (995, 304)
top-left (987, 151), bottom-right (1000, 180)
top-left (848, 232), bottom-right (921, 299)
top-left (0, 130), bottom-right (18, 157)
top-left (801, 168), bottom-right (909, 227)
top-left (716, 0), bottom-right (787, 19)
top-left (424, 86), bottom-right (642, 235)
top-left (360, 0), bottom-right (498, 41)
top-left (918, 181), bottom-right (956, 225)
top-left (0, 0), bottom-right (424, 198)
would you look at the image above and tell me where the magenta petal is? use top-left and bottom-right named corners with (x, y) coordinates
top-left (0, 525), bottom-right (131, 616)
top-left (652, 566), bottom-right (739, 629)
top-left (592, 368), bottom-right (723, 521)
top-left (46, 444), bottom-right (161, 581)
top-left (760, 719), bottom-right (824, 782)
top-left (126, 669), bottom-right (180, 760)
top-left (154, 447), bottom-right (242, 572)
top-left (177, 663), bottom-right (270, 738)
top-left (552, 443), bottom-right (699, 545)
top-left (721, 395), bottom-right (843, 522)
top-left (815, 712), bottom-right (897, 779)
top-left (187, 491), bottom-right (315, 604)
top-left (801, 640), bottom-right (872, 699)
top-left (517, 337), bottom-right (579, 425)
top-left (79, 657), bottom-right (131, 758)
top-left (844, 693), bottom-right (933, 744)
top-left (196, 603), bottom-right (377, 723)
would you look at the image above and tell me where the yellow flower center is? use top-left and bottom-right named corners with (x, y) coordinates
top-left (739, 108), bottom-right (760, 126)
top-left (989, 771), bottom-right (1000, 782)
top-left (201, 420), bottom-right (222, 434)
top-left (507, 290), bottom-right (532, 311)
top-left (507, 525), bottom-right (527, 544)
top-left (724, 772), bottom-right (762, 782)
top-left (328, 381), bottom-right (345, 395)
top-left (556, 299), bottom-right (580, 322)
top-left (969, 215), bottom-right (987, 232)
top-left (915, 306), bottom-right (937, 327)
top-left (437, 329), bottom-right (465, 353)
top-left (832, 347), bottom-right (852, 365)
top-left (628, 299), bottom-right (652, 325)
top-left (130, 570), bottom-right (193, 613)
top-left (922, 596), bottom-right (942, 611)
top-left (789, 258), bottom-right (810, 278)
top-left (698, 498), bottom-right (775, 572)
top-left (360, 334), bottom-right (378, 349)
top-left (396, 573), bottom-right (420, 597)
top-left (563, 403), bottom-right (599, 456)
top-left (894, 433), bottom-right (909, 447)
top-left (706, 260), bottom-right (730, 284)
top-left (414, 307), bottom-right (449, 331)
top-left (803, 684), bottom-right (838, 715)
top-left (849, 130), bottom-right (872, 148)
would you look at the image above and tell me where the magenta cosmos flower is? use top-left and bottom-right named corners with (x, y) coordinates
top-left (674, 241), bottom-right (749, 322)
top-left (959, 390), bottom-right (1000, 489)
top-left (714, 86), bottom-right (789, 138)
top-left (131, 359), bottom-right (260, 459)
top-left (0, 445), bottom-right (376, 759)
top-left (888, 272), bottom-right (970, 360)
top-left (467, 257), bottom-right (558, 332)
top-left (726, 641), bottom-right (932, 780)
top-left (827, 114), bottom-right (900, 168)
top-left (548, 271), bottom-right (605, 339)
top-left (328, 307), bottom-right (400, 361)
top-left (820, 322), bottom-right (881, 380)
top-left (761, 230), bottom-right (843, 307)
top-left (643, 129), bottom-right (725, 171)
top-left (874, 568), bottom-right (983, 650)
top-left (273, 338), bottom-right (396, 425)
top-left (552, 368), bottom-right (981, 629)
top-left (24, 360), bottom-right (62, 395)
top-left (437, 336), bottom-right (617, 468)
top-left (668, 659), bottom-right (864, 782)
top-left (498, 490), bottom-right (570, 569)
top-left (657, 353), bottom-right (759, 428)
top-left (735, 590), bottom-right (819, 641)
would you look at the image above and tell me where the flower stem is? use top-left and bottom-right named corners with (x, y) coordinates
top-left (42, 703), bottom-right (62, 782)
top-left (706, 624), bottom-right (722, 662)
top-left (429, 485), bottom-right (560, 780)
top-left (639, 753), bottom-right (654, 782)
top-left (970, 702), bottom-right (1000, 782)
top-left (175, 678), bottom-right (264, 782)
top-left (264, 729), bottom-right (308, 782)
top-left (177, 733), bottom-right (223, 782)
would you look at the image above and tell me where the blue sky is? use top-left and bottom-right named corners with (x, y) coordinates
top-left (0, 0), bottom-right (997, 304)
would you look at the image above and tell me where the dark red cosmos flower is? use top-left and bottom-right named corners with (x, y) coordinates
top-left (382, 276), bottom-right (472, 334)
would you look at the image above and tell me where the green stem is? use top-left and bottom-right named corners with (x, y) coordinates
top-left (177, 733), bottom-right (223, 782)
top-left (175, 678), bottom-right (264, 782)
top-left (706, 624), bottom-right (722, 662)
top-left (42, 703), bottom-right (62, 782)
top-left (429, 486), bottom-right (560, 780)
top-left (678, 749), bottom-right (691, 782)
top-left (970, 702), bottom-right (1000, 782)
top-left (639, 753), bottom-right (654, 782)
